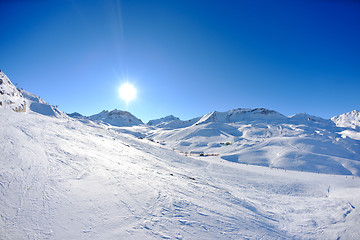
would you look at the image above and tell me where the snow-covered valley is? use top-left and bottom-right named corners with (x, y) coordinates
top-left (1, 71), bottom-right (360, 239)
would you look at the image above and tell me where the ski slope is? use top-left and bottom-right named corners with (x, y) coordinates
top-left (1, 108), bottom-right (360, 239)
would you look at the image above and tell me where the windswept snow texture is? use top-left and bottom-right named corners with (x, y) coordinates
top-left (145, 109), bottom-right (360, 176)
top-left (1, 108), bottom-right (360, 239)
top-left (89, 109), bottom-right (143, 127)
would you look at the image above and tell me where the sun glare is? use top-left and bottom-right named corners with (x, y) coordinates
top-left (119, 82), bottom-right (137, 105)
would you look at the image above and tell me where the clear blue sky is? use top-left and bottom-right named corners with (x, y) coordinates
top-left (1, 0), bottom-right (359, 122)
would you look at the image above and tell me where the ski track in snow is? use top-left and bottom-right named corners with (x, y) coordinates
top-left (1, 109), bottom-right (360, 239)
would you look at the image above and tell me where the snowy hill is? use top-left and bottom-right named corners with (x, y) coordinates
top-left (332, 110), bottom-right (360, 129)
top-left (0, 71), bottom-right (26, 112)
top-left (89, 109), bottom-right (143, 127)
top-left (2, 106), bottom-right (360, 239)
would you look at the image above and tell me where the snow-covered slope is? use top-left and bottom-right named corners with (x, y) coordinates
top-left (89, 109), bottom-right (143, 127)
top-left (145, 108), bottom-right (360, 176)
top-left (0, 71), bottom-right (65, 117)
top-left (0, 71), bottom-right (26, 112)
top-left (1, 107), bottom-right (360, 239)
top-left (22, 89), bottom-right (66, 117)
top-left (332, 110), bottom-right (360, 129)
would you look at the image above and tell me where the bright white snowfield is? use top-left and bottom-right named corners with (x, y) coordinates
top-left (1, 72), bottom-right (360, 239)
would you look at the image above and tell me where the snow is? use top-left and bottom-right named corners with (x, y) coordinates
top-left (1, 108), bottom-right (360, 239)
top-left (144, 109), bottom-right (360, 176)
top-left (339, 130), bottom-right (360, 141)
top-left (147, 115), bottom-right (180, 126)
top-left (195, 108), bottom-right (287, 125)
top-left (0, 72), bottom-right (26, 112)
top-left (290, 113), bottom-right (334, 125)
top-left (67, 112), bottom-right (84, 118)
top-left (2, 72), bottom-right (360, 239)
top-left (332, 110), bottom-right (360, 129)
top-left (22, 89), bottom-right (67, 118)
top-left (88, 109), bottom-right (143, 127)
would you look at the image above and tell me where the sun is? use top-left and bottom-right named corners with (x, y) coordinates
top-left (119, 82), bottom-right (137, 105)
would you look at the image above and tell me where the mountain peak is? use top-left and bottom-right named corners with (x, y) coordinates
top-left (290, 113), bottom-right (333, 125)
top-left (90, 109), bottom-right (143, 127)
top-left (195, 108), bottom-right (286, 125)
top-left (331, 110), bottom-right (360, 129)
top-left (147, 115), bottom-right (180, 126)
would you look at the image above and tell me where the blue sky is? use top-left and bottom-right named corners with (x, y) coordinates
top-left (1, 0), bottom-right (359, 122)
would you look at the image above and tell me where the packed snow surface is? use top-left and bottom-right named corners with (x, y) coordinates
top-left (1, 108), bottom-right (360, 239)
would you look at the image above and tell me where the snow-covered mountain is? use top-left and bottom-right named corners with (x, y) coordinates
top-left (332, 110), bottom-right (360, 129)
top-left (89, 109), bottom-right (143, 127)
top-left (144, 108), bottom-right (360, 176)
top-left (195, 108), bottom-right (287, 125)
top-left (67, 112), bottom-right (85, 118)
top-left (147, 115), bottom-right (180, 126)
top-left (67, 110), bottom-right (143, 127)
top-left (290, 112), bottom-right (334, 125)
top-left (22, 89), bottom-right (66, 117)
top-left (0, 71), bottom-right (26, 112)
top-left (0, 71), bottom-right (65, 117)
top-left (146, 114), bottom-right (201, 130)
